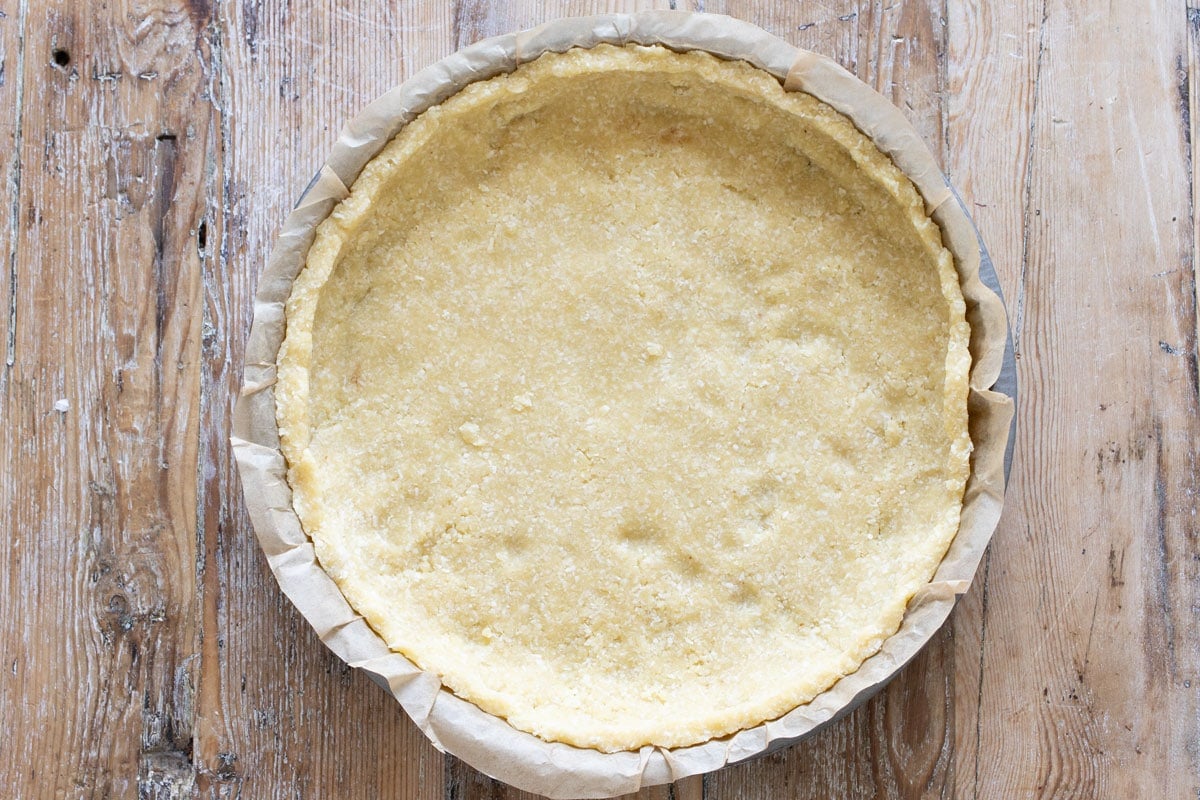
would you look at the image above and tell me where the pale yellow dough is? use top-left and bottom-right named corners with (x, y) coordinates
top-left (277, 45), bottom-right (971, 752)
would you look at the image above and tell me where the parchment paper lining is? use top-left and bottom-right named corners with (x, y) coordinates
top-left (232, 11), bottom-right (1015, 799)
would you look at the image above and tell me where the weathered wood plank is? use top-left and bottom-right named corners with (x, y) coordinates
top-left (705, 3), bottom-right (957, 799)
top-left (948, 0), bottom-right (1200, 796)
top-left (1192, 4), bottom-right (1200, 375)
top-left (0, 0), bottom-right (31, 784)
top-left (0, 0), bottom-right (27, 377)
top-left (438, 8), bottom-right (697, 796)
top-left (397, 3), bottom-right (962, 799)
top-left (0, 1), bottom-right (212, 796)
top-left (436, 9), bottom-right (743, 798)
top-left (945, 0), bottom-right (1038, 308)
top-left (194, 1), bottom-right (453, 797)
top-left (944, 2), bottom-right (1041, 796)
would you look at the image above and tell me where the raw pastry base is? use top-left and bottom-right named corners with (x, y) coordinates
top-left (276, 45), bottom-right (971, 752)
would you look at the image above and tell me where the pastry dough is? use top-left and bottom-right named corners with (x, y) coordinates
top-left (276, 45), bottom-right (971, 752)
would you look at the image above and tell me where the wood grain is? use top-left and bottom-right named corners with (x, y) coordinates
top-left (691, 3), bottom-right (958, 799)
top-left (194, 1), bottom-right (451, 796)
top-left (952, 1), bottom-right (1199, 796)
top-left (0, 1), bottom-right (209, 797)
top-left (944, 3), bottom-right (1042, 796)
top-left (1, 1), bottom-right (1197, 798)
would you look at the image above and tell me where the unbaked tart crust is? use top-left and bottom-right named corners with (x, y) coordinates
top-left (276, 44), bottom-right (971, 753)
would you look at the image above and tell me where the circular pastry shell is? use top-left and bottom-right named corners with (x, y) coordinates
top-left (233, 11), bottom-right (1016, 798)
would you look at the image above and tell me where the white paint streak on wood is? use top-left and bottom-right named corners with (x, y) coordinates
top-left (2, 0), bottom-right (29, 370)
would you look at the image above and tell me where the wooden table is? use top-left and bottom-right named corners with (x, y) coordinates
top-left (2, 1), bottom-right (1196, 797)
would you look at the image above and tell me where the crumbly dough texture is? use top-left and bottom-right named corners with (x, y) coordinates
top-left (276, 45), bottom-right (971, 752)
